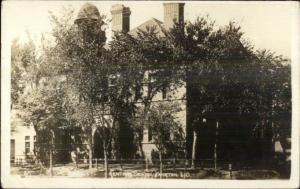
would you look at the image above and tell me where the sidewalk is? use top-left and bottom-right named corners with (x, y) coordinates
top-left (11, 164), bottom-right (282, 179)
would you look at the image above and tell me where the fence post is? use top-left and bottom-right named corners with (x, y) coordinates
top-left (173, 157), bottom-right (176, 171)
top-left (229, 163), bottom-right (232, 179)
top-left (145, 158), bottom-right (149, 171)
top-left (184, 159), bottom-right (187, 179)
top-left (120, 158), bottom-right (123, 170)
top-left (95, 159), bottom-right (98, 168)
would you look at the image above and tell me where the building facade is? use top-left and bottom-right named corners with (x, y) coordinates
top-left (10, 3), bottom-right (291, 171)
top-left (11, 110), bottom-right (36, 163)
top-left (110, 3), bottom-right (187, 161)
top-left (10, 2), bottom-right (188, 164)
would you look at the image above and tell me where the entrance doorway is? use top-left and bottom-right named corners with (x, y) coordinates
top-left (93, 130), bottom-right (104, 159)
top-left (10, 139), bottom-right (15, 163)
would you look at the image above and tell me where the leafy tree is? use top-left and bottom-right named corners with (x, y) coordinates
top-left (166, 17), bottom-right (291, 166)
top-left (13, 4), bottom-right (291, 174)
top-left (11, 39), bottom-right (25, 108)
top-left (11, 39), bottom-right (33, 133)
top-left (46, 6), bottom-right (110, 170)
top-left (251, 50), bottom-right (291, 163)
top-left (34, 6), bottom-right (139, 172)
top-left (147, 102), bottom-right (184, 178)
top-left (11, 37), bottom-right (40, 109)
top-left (166, 18), bottom-right (253, 161)
top-left (11, 26), bottom-right (72, 176)
top-left (19, 77), bottom-right (67, 175)
top-left (109, 28), bottom-right (184, 160)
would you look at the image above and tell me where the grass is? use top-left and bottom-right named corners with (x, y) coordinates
top-left (11, 163), bottom-right (285, 179)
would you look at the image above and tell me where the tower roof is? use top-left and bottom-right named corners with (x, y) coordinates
top-left (76, 3), bottom-right (100, 22)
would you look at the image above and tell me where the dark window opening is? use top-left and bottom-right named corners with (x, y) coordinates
top-left (162, 85), bottom-right (167, 99)
top-left (148, 128), bottom-right (152, 142)
top-left (11, 139), bottom-right (15, 162)
top-left (25, 142), bottom-right (30, 155)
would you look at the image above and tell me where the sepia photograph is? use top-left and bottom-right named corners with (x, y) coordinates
top-left (1, 0), bottom-right (299, 188)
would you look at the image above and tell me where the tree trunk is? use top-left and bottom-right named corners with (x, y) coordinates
top-left (260, 117), bottom-right (267, 167)
top-left (145, 158), bottom-right (149, 171)
top-left (214, 121), bottom-right (219, 171)
top-left (138, 136), bottom-right (145, 159)
top-left (159, 151), bottom-right (162, 179)
top-left (49, 130), bottom-right (54, 176)
top-left (89, 146), bottom-right (93, 169)
top-left (104, 148), bottom-right (108, 178)
top-left (191, 130), bottom-right (197, 169)
top-left (49, 148), bottom-right (53, 176)
top-left (89, 131), bottom-right (94, 169)
top-left (261, 119), bottom-right (265, 138)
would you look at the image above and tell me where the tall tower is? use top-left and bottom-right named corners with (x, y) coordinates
top-left (75, 3), bottom-right (106, 45)
top-left (163, 3), bottom-right (185, 30)
top-left (75, 3), bottom-right (100, 22)
top-left (110, 4), bottom-right (131, 33)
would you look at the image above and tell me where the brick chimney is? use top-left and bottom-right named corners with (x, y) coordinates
top-left (163, 3), bottom-right (185, 30)
top-left (110, 4), bottom-right (131, 33)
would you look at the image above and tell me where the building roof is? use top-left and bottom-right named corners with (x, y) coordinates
top-left (76, 3), bottom-right (100, 23)
top-left (129, 18), bottom-right (166, 38)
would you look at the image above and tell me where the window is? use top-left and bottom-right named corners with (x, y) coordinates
top-left (25, 136), bottom-right (30, 155)
top-left (147, 83), bottom-right (152, 98)
top-left (108, 74), bottom-right (120, 87)
top-left (11, 139), bottom-right (15, 162)
top-left (141, 131), bottom-right (144, 140)
top-left (33, 136), bottom-right (37, 152)
top-left (162, 85), bottom-right (167, 99)
top-left (25, 142), bottom-right (30, 154)
top-left (164, 130), bottom-right (170, 141)
top-left (134, 84), bottom-right (142, 99)
top-left (148, 128), bottom-right (152, 142)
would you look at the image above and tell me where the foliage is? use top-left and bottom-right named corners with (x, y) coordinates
top-left (19, 77), bottom-right (68, 164)
top-left (11, 38), bottom-right (39, 108)
top-left (147, 102), bottom-right (185, 157)
top-left (110, 28), bottom-right (185, 158)
top-left (166, 17), bottom-right (291, 161)
top-left (11, 4), bottom-right (291, 168)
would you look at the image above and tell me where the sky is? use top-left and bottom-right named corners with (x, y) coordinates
top-left (2, 1), bottom-right (299, 58)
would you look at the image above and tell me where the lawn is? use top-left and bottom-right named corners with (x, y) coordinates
top-left (11, 163), bottom-right (283, 179)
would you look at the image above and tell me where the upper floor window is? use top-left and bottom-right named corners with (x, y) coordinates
top-left (25, 142), bottom-right (30, 155)
top-left (33, 136), bottom-right (37, 151)
top-left (108, 74), bottom-right (120, 87)
top-left (162, 85), bottom-right (167, 99)
top-left (148, 127), bottom-right (152, 142)
top-left (25, 136), bottom-right (30, 155)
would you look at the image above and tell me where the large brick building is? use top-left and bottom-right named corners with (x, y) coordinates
top-left (10, 2), bottom-right (188, 163)
top-left (74, 2), bottom-right (188, 161)
top-left (11, 2), bottom-right (290, 166)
